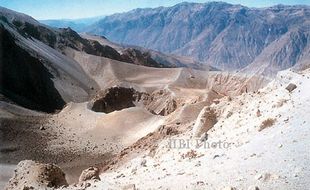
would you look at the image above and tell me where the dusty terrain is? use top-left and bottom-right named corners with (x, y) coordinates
top-left (0, 49), bottom-right (267, 189)
top-left (86, 68), bottom-right (310, 190)
top-left (1, 5), bottom-right (309, 190)
top-left (3, 60), bottom-right (309, 190)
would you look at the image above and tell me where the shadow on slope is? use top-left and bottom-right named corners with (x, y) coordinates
top-left (0, 25), bottom-right (65, 113)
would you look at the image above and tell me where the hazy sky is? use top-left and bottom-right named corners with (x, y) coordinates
top-left (0, 0), bottom-right (309, 20)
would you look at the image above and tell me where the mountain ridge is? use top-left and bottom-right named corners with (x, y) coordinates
top-left (85, 2), bottom-right (310, 75)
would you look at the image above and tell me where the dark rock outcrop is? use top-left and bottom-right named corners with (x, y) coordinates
top-left (90, 87), bottom-right (178, 116)
top-left (285, 83), bottom-right (297, 92)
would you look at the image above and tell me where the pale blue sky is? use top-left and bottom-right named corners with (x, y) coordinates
top-left (0, 0), bottom-right (309, 20)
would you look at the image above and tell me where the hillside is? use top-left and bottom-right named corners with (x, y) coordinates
top-left (81, 34), bottom-right (213, 70)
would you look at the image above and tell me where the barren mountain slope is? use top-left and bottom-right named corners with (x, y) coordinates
top-left (0, 7), bottom-right (101, 112)
top-left (243, 27), bottom-right (310, 75)
top-left (86, 2), bottom-right (310, 74)
top-left (81, 34), bottom-right (214, 70)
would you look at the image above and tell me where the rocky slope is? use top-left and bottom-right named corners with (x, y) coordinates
top-left (86, 2), bottom-right (310, 74)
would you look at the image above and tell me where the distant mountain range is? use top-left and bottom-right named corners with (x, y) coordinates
top-left (81, 2), bottom-right (310, 75)
top-left (40, 16), bottom-right (105, 32)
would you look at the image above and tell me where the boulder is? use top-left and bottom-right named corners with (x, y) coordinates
top-left (79, 167), bottom-right (100, 182)
top-left (122, 184), bottom-right (136, 190)
top-left (6, 160), bottom-right (68, 190)
top-left (285, 83), bottom-right (297, 92)
top-left (192, 106), bottom-right (217, 137)
top-left (157, 125), bottom-right (178, 136)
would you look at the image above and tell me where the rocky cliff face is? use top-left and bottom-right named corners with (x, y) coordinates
top-left (86, 2), bottom-right (310, 73)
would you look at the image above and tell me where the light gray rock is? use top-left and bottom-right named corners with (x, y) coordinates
top-left (6, 160), bottom-right (68, 190)
top-left (192, 106), bottom-right (217, 137)
top-left (79, 167), bottom-right (100, 182)
top-left (122, 184), bottom-right (136, 190)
